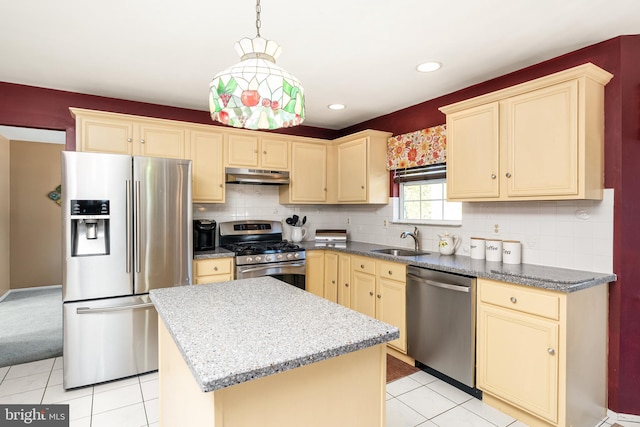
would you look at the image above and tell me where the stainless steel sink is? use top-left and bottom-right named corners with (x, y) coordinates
top-left (371, 248), bottom-right (431, 257)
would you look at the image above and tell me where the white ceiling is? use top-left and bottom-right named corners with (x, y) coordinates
top-left (1, 0), bottom-right (638, 130)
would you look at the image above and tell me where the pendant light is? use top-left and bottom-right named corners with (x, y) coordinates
top-left (209, 0), bottom-right (305, 130)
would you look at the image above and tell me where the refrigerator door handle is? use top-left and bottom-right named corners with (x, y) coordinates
top-left (76, 302), bottom-right (154, 314)
top-left (126, 180), bottom-right (132, 273)
top-left (134, 180), bottom-right (141, 274)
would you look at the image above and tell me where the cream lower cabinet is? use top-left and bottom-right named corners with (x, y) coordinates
top-left (337, 254), bottom-right (351, 307)
top-left (440, 63), bottom-right (613, 202)
top-left (351, 256), bottom-right (407, 353)
top-left (323, 252), bottom-right (339, 303)
top-left (305, 250), bottom-right (325, 298)
top-left (71, 108), bottom-right (189, 159)
top-left (280, 141), bottom-right (327, 204)
top-left (193, 258), bottom-right (234, 284)
top-left (476, 278), bottom-right (607, 427)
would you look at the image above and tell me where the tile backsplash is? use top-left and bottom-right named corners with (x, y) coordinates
top-left (195, 185), bottom-right (614, 274)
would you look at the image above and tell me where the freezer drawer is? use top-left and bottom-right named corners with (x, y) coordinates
top-left (63, 295), bottom-right (158, 389)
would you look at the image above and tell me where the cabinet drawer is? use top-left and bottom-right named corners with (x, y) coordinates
top-left (195, 258), bottom-right (233, 277)
top-left (352, 256), bottom-right (376, 275)
top-left (479, 279), bottom-right (560, 320)
top-left (378, 261), bottom-right (406, 281)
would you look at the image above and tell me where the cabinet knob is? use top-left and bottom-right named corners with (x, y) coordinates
top-left (510, 297), bottom-right (517, 304)
top-left (219, 184), bottom-right (223, 188)
top-left (506, 172), bottom-right (512, 178)
top-left (127, 138), bottom-right (132, 143)
top-left (361, 265), bottom-right (365, 269)
top-left (377, 294), bottom-right (381, 299)
top-left (140, 139), bottom-right (145, 144)
top-left (332, 280), bottom-right (336, 284)
top-left (369, 291), bottom-right (374, 296)
top-left (547, 348), bottom-right (555, 355)
top-left (263, 151), bottom-right (267, 155)
top-left (361, 185), bottom-right (365, 189)
top-left (345, 283), bottom-right (349, 287)
top-left (214, 266), bottom-right (218, 271)
top-left (388, 270), bottom-right (393, 275)
top-left (491, 174), bottom-right (496, 179)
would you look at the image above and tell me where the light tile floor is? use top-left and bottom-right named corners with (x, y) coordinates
top-left (0, 357), bottom-right (635, 427)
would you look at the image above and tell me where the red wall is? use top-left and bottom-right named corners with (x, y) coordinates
top-left (0, 83), bottom-right (338, 149)
top-left (1, 35), bottom-right (639, 415)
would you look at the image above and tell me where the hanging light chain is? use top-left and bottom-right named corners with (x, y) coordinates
top-left (255, 0), bottom-right (262, 37)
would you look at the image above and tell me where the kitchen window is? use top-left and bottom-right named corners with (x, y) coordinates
top-left (394, 164), bottom-right (462, 226)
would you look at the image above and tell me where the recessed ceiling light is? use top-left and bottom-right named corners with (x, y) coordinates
top-left (416, 61), bottom-right (442, 73)
top-left (328, 104), bottom-right (346, 110)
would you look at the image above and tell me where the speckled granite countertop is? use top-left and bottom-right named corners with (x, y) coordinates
top-left (300, 241), bottom-right (615, 293)
top-left (194, 247), bottom-right (235, 260)
top-left (149, 277), bottom-right (399, 393)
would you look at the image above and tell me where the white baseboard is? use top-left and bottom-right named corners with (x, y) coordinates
top-left (607, 409), bottom-right (640, 424)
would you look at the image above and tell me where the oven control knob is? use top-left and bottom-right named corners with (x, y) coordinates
top-left (265, 255), bottom-right (273, 262)
top-left (255, 256), bottom-right (262, 262)
top-left (286, 253), bottom-right (293, 260)
top-left (293, 253), bottom-right (300, 259)
top-left (276, 254), bottom-right (283, 260)
top-left (246, 257), bottom-right (253, 263)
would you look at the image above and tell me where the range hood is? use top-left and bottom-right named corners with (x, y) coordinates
top-left (225, 168), bottom-right (290, 185)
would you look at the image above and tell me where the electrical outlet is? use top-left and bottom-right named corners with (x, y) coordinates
top-left (494, 223), bottom-right (500, 234)
top-left (347, 217), bottom-right (351, 225)
top-left (383, 219), bottom-right (388, 228)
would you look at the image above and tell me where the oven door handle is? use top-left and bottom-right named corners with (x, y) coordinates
top-left (239, 262), bottom-right (306, 274)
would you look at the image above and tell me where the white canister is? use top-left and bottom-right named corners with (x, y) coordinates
top-left (470, 237), bottom-right (485, 260)
top-left (485, 239), bottom-right (503, 262)
top-left (502, 240), bottom-right (522, 264)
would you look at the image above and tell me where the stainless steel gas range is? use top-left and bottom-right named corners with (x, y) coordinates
top-left (218, 220), bottom-right (306, 290)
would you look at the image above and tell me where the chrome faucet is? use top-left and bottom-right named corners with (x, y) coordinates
top-left (400, 227), bottom-right (420, 251)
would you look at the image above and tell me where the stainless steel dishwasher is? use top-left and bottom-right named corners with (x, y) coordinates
top-left (407, 265), bottom-right (478, 393)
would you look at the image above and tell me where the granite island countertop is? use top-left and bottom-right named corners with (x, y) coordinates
top-left (149, 277), bottom-right (399, 393)
top-left (300, 241), bottom-right (615, 293)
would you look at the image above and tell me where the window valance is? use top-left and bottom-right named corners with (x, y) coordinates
top-left (386, 124), bottom-right (446, 171)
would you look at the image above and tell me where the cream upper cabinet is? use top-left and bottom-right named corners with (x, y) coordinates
top-left (333, 130), bottom-right (391, 204)
top-left (190, 128), bottom-right (225, 203)
top-left (440, 63), bottom-right (613, 201)
top-left (71, 108), bottom-right (189, 159)
top-left (476, 278), bottom-right (608, 427)
top-left (280, 141), bottom-right (327, 204)
top-left (226, 134), bottom-right (289, 170)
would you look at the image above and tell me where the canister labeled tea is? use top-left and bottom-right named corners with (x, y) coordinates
top-left (502, 240), bottom-right (522, 264)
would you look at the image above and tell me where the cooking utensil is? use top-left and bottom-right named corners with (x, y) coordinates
top-left (285, 217), bottom-right (294, 226)
top-left (292, 215), bottom-right (299, 226)
top-left (301, 216), bottom-right (307, 226)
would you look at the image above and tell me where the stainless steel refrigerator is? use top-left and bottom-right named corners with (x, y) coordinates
top-left (61, 151), bottom-right (192, 389)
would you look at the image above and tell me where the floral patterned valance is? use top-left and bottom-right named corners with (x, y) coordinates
top-left (386, 124), bottom-right (446, 170)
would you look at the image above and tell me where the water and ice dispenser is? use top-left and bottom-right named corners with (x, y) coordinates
top-left (70, 200), bottom-right (110, 256)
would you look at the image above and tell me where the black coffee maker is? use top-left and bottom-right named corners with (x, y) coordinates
top-left (193, 220), bottom-right (216, 251)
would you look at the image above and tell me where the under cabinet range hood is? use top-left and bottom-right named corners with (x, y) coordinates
top-left (225, 167), bottom-right (290, 185)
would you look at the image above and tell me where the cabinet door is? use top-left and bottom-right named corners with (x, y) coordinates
top-left (446, 103), bottom-right (500, 200)
top-left (260, 138), bottom-right (289, 170)
top-left (137, 123), bottom-right (187, 159)
top-left (78, 116), bottom-right (134, 154)
top-left (305, 251), bottom-right (324, 297)
top-left (477, 303), bottom-right (559, 424)
top-left (377, 277), bottom-right (407, 352)
top-left (323, 252), bottom-right (338, 303)
top-left (289, 142), bottom-right (327, 202)
top-left (227, 134), bottom-right (259, 167)
top-left (351, 271), bottom-right (376, 318)
top-left (191, 130), bottom-right (224, 203)
top-left (337, 254), bottom-right (351, 307)
top-left (504, 80), bottom-right (579, 198)
top-left (337, 138), bottom-right (367, 202)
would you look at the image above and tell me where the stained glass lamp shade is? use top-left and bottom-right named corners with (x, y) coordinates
top-left (209, 36), bottom-right (305, 130)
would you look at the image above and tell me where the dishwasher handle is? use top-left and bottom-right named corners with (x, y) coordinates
top-left (407, 273), bottom-right (471, 293)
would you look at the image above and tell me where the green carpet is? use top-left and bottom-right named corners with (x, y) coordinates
top-left (0, 287), bottom-right (62, 367)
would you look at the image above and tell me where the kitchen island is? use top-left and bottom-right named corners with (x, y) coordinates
top-left (149, 277), bottom-right (399, 427)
